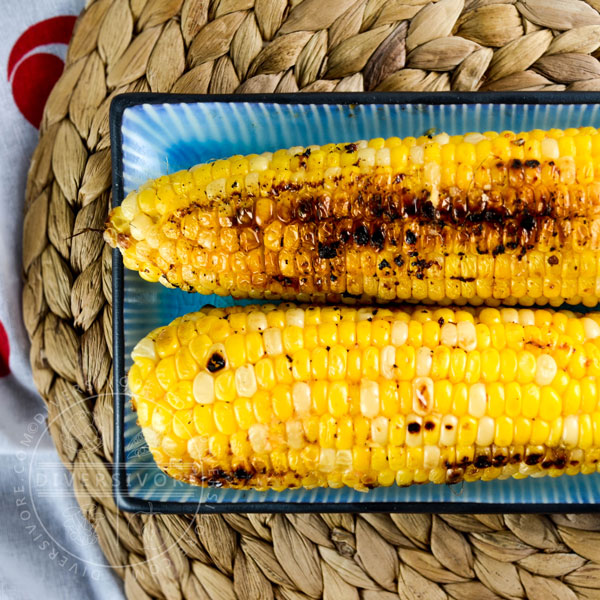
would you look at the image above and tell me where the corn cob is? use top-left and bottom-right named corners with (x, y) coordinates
top-left (106, 127), bottom-right (600, 307)
top-left (128, 303), bottom-right (600, 491)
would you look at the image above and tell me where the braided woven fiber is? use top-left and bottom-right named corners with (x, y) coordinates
top-left (21, 0), bottom-right (600, 597)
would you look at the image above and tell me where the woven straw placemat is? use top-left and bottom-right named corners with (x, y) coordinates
top-left (21, 0), bottom-right (600, 598)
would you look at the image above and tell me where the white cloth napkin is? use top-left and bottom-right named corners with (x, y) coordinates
top-left (2, 2), bottom-right (124, 597)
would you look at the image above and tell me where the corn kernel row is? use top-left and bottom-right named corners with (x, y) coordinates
top-left (127, 304), bottom-right (600, 491)
top-left (106, 128), bottom-right (600, 307)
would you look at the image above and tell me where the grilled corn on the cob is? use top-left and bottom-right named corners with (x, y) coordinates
top-left (106, 127), bottom-right (600, 307)
top-left (128, 304), bottom-right (600, 490)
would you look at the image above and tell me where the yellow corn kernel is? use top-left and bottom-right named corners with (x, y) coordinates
top-left (155, 326), bottom-right (179, 358)
top-left (166, 381), bottom-right (195, 410)
top-left (540, 387), bottom-right (562, 420)
top-left (273, 384), bottom-right (293, 420)
top-left (233, 397), bottom-right (255, 430)
top-left (172, 409), bottom-right (195, 440)
top-left (193, 404), bottom-right (215, 436)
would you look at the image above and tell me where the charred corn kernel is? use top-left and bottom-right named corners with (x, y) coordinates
top-left (130, 304), bottom-right (600, 489)
top-left (107, 128), bottom-right (600, 307)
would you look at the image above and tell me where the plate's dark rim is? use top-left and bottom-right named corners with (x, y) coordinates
top-left (111, 91), bottom-right (600, 514)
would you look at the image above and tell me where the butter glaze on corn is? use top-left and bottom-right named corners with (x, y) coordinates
top-left (128, 304), bottom-right (600, 491)
top-left (106, 128), bottom-right (600, 307)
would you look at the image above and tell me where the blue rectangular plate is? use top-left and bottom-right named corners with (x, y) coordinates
top-left (112, 92), bottom-right (600, 514)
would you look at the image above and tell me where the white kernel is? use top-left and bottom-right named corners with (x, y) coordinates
top-left (499, 464), bottom-right (519, 479)
top-left (375, 147), bottom-right (391, 167)
top-left (263, 328), bottom-right (283, 356)
top-left (335, 450), bottom-right (353, 472)
top-left (424, 161), bottom-right (441, 187)
top-left (247, 311), bottom-right (268, 332)
top-left (530, 470), bottom-right (548, 478)
top-left (356, 140), bottom-right (368, 149)
top-left (358, 308), bottom-right (377, 321)
top-left (519, 463), bottom-right (539, 476)
top-left (562, 415), bottom-right (579, 448)
top-left (464, 133), bottom-right (486, 144)
top-left (570, 448), bottom-right (584, 465)
top-left (360, 380), bottom-right (380, 418)
top-left (406, 414), bottom-right (423, 447)
top-left (542, 137), bottom-right (559, 160)
top-left (424, 445), bottom-right (441, 470)
top-left (286, 420), bottom-right (304, 449)
top-left (535, 354), bottom-right (557, 386)
top-left (413, 377), bottom-right (434, 415)
top-left (391, 321), bottom-right (408, 346)
top-left (433, 133), bottom-right (450, 145)
top-left (193, 372), bottom-right (215, 405)
top-left (121, 192), bottom-right (138, 220)
top-left (235, 365), bottom-right (257, 397)
top-left (468, 383), bottom-right (487, 418)
top-left (319, 448), bottom-right (336, 472)
top-left (557, 155), bottom-right (575, 173)
top-left (130, 213), bottom-right (153, 240)
top-left (142, 427), bottom-right (162, 449)
top-left (245, 171), bottom-right (260, 195)
top-left (583, 317), bottom-right (600, 340)
top-left (381, 345), bottom-right (396, 379)
top-left (249, 155), bottom-right (269, 172)
top-left (440, 322), bottom-right (458, 347)
top-left (285, 308), bottom-right (305, 328)
top-left (132, 337), bottom-right (156, 361)
top-left (409, 145), bottom-right (424, 165)
top-left (292, 382), bottom-right (311, 416)
top-left (205, 177), bottom-right (227, 200)
top-left (357, 147), bottom-right (376, 167)
top-left (289, 146), bottom-right (304, 156)
top-left (248, 424), bottom-right (270, 453)
top-left (501, 308), bottom-right (519, 324)
top-left (440, 416), bottom-right (458, 446)
top-left (371, 416), bottom-right (389, 446)
top-left (324, 166), bottom-right (342, 180)
top-left (416, 347), bottom-right (432, 376)
top-left (457, 321), bottom-right (477, 351)
top-left (187, 436), bottom-right (209, 460)
top-left (518, 309), bottom-right (535, 327)
top-left (146, 225), bottom-right (160, 248)
top-left (476, 416), bottom-right (495, 446)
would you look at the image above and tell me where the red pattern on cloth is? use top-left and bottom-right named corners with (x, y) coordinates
top-left (0, 321), bottom-right (9, 377)
top-left (7, 16), bottom-right (77, 127)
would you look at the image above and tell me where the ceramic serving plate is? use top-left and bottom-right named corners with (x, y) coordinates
top-left (112, 92), bottom-right (600, 513)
